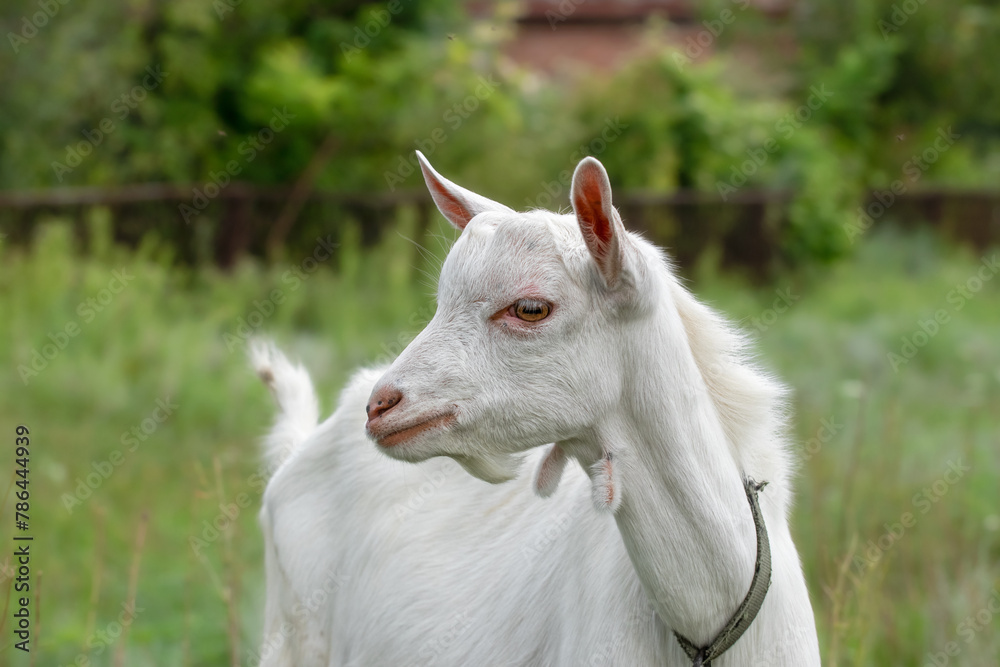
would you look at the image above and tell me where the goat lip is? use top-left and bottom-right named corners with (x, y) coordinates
top-left (370, 411), bottom-right (456, 448)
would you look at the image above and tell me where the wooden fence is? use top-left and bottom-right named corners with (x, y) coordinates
top-left (1, 184), bottom-right (998, 276)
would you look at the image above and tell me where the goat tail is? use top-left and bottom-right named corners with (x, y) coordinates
top-left (250, 340), bottom-right (320, 470)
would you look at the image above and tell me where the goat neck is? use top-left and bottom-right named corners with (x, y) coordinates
top-left (563, 286), bottom-right (759, 647)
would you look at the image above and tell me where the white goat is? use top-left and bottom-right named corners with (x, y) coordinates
top-left (252, 153), bottom-right (821, 666)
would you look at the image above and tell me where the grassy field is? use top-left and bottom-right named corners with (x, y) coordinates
top-left (1, 215), bottom-right (998, 666)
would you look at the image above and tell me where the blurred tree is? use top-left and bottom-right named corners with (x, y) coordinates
top-left (0, 0), bottom-right (476, 190)
top-left (790, 0), bottom-right (1000, 186)
top-left (1, 0), bottom-right (998, 268)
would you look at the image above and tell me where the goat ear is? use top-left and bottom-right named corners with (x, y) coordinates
top-left (416, 151), bottom-right (514, 230)
top-left (570, 157), bottom-right (624, 287)
top-left (533, 443), bottom-right (568, 498)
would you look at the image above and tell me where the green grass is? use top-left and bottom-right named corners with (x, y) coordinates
top-left (1, 215), bottom-right (998, 665)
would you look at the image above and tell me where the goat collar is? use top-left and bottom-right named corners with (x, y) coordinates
top-left (672, 478), bottom-right (771, 667)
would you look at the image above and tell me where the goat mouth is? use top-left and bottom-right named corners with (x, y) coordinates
top-left (371, 412), bottom-right (457, 448)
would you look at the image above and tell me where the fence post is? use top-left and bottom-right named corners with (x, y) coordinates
top-left (215, 194), bottom-right (253, 269)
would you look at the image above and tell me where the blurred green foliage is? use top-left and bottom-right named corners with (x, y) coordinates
top-left (0, 0), bottom-right (463, 190)
top-left (2, 219), bottom-right (998, 665)
top-left (1, 0), bottom-right (998, 265)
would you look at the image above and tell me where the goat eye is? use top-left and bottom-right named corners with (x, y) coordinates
top-left (513, 300), bottom-right (550, 322)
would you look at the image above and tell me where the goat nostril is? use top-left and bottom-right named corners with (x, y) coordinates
top-left (366, 386), bottom-right (404, 423)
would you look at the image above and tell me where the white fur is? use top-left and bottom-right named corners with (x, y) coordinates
top-left (250, 340), bottom-right (319, 468)
top-left (254, 155), bottom-right (821, 665)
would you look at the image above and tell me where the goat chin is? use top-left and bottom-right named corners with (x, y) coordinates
top-left (450, 452), bottom-right (523, 484)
